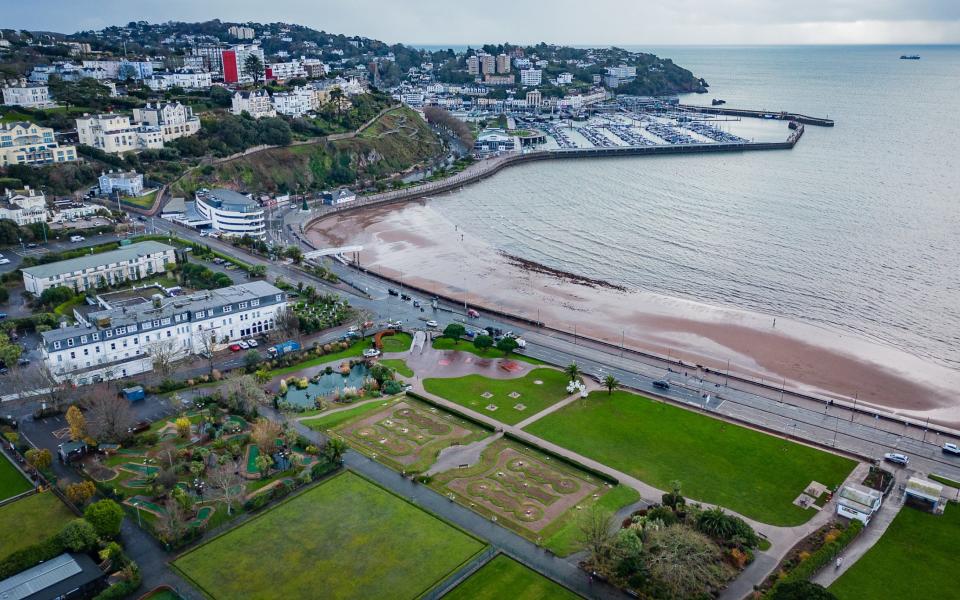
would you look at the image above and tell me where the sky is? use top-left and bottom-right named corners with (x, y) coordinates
top-left (6, 0), bottom-right (960, 45)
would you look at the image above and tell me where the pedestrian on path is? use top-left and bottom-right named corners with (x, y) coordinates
top-left (835, 556), bottom-right (843, 570)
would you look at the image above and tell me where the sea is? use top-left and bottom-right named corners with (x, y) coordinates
top-left (426, 45), bottom-right (960, 369)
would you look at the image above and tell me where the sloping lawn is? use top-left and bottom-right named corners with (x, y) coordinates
top-left (381, 358), bottom-right (414, 377)
top-left (174, 471), bottom-right (485, 600)
top-left (380, 332), bottom-right (413, 353)
top-left (830, 505), bottom-right (960, 600)
top-left (0, 455), bottom-right (31, 501)
top-left (444, 554), bottom-right (581, 600)
top-left (423, 368), bottom-right (571, 425)
top-left (302, 398), bottom-right (399, 431)
top-left (524, 391), bottom-right (855, 526)
top-left (0, 492), bottom-right (76, 561)
top-left (268, 339), bottom-right (372, 377)
top-left (433, 337), bottom-right (546, 365)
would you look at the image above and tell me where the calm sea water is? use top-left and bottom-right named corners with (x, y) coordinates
top-left (431, 46), bottom-right (960, 367)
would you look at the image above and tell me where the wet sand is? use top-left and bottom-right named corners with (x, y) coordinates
top-left (308, 201), bottom-right (960, 425)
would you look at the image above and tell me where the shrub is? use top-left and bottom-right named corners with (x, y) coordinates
top-left (65, 480), bottom-right (96, 505)
top-left (769, 520), bottom-right (863, 596)
top-left (58, 519), bottom-right (100, 552)
top-left (85, 499), bottom-right (125, 539)
top-left (770, 581), bottom-right (837, 600)
top-left (93, 563), bottom-right (141, 600)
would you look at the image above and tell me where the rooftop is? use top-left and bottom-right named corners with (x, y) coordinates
top-left (21, 241), bottom-right (175, 281)
top-left (0, 552), bottom-right (102, 600)
top-left (197, 188), bottom-right (260, 211)
top-left (838, 484), bottom-right (882, 513)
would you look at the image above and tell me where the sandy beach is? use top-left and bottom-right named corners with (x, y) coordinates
top-left (307, 200), bottom-right (960, 426)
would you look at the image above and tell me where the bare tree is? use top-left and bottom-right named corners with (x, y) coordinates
top-left (84, 394), bottom-right (134, 443)
top-left (148, 338), bottom-right (180, 378)
top-left (423, 106), bottom-right (475, 149)
top-left (209, 462), bottom-right (245, 515)
top-left (578, 505), bottom-right (614, 567)
top-left (223, 373), bottom-right (267, 415)
top-left (154, 439), bottom-right (178, 469)
top-left (250, 418), bottom-right (282, 453)
top-left (274, 306), bottom-right (300, 343)
top-left (156, 497), bottom-right (189, 545)
top-left (193, 329), bottom-right (217, 375)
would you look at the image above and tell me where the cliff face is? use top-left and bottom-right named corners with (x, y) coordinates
top-left (171, 107), bottom-right (443, 196)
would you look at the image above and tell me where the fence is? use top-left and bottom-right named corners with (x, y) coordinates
top-left (419, 547), bottom-right (498, 600)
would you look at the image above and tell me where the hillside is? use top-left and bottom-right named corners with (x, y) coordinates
top-left (170, 106), bottom-right (443, 196)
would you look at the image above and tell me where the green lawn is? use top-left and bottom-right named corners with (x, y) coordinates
top-left (0, 492), bottom-right (76, 561)
top-left (423, 368), bottom-right (571, 425)
top-left (928, 474), bottom-right (960, 489)
top-left (432, 337), bottom-right (546, 365)
top-left (174, 471), bottom-right (484, 600)
top-left (540, 485), bottom-right (641, 556)
top-left (444, 554), bottom-right (581, 600)
top-left (380, 332), bottom-right (413, 353)
top-left (122, 189), bottom-right (158, 209)
top-left (830, 505), bottom-right (960, 599)
top-left (381, 359), bottom-right (414, 377)
top-left (524, 391), bottom-right (856, 526)
top-left (0, 455), bottom-right (31, 501)
top-left (302, 399), bottom-right (400, 431)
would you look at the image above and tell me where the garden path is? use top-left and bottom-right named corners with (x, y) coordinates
top-left (809, 469), bottom-right (907, 588)
top-left (424, 433), bottom-right (503, 476)
top-left (513, 379), bottom-right (601, 429)
top-left (294, 396), bottom-right (387, 422)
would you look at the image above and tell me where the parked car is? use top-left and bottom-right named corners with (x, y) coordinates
top-left (401, 294), bottom-right (411, 301)
top-left (426, 320), bottom-right (438, 328)
top-left (26, 243), bottom-right (38, 248)
top-left (0, 313), bottom-right (7, 319)
top-left (943, 443), bottom-right (960, 455)
top-left (229, 344), bottom-right (242, 352)
top-left (237, 340), bottom-right (249, 350)
top-left (883, 452), bottom-right (909, 465)
top-left (17, 358), bottom-right (30, 366)
top-left (412, 300), bottom-right (421, 308)
top-left (362, 348), bottom-right (381, 358)
top-left (246, 339), bottom-right (258, 348)
top-left (70, 235), bottom-right (85, 242)
top-left (652, 380), bottom-right (671, 390)
top-left (0, 415), bottom-right (17, 429)
top-left (0, 258), bottom-right (9, 265)
top-left (387, 288), bottom-right (399, 296)
top-left (128, 420), bottom-right (150, 434)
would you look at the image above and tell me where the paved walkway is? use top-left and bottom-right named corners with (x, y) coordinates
top-left (810, 472), bottom-right (906, 588)
top-left (265, 405), bottom-right (631, 600)
top-left (424, 433), bottom-right (502, 476)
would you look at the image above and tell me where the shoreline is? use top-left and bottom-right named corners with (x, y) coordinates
top-left (306, 201), bottom-right (960, 426)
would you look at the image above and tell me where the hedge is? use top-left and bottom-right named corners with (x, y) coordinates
top-left (0, 536), bottom-right (64, 579)
top-left (767, 520), bottom-right (864, 596)
top-left (502, 431), bottom-right (620, 486)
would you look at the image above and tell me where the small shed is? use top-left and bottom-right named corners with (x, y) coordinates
top-left (57, 440), bottom-right (88, 463)
top-left (904, 477), bottom-right (943, 511)
top-left (836, 483), bottom-right (883, 524)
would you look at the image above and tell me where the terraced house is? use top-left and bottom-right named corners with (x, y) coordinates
top-left (21, 241), bottom-right (177, 295)
top-left (40, 280), bottom-right (287, 384)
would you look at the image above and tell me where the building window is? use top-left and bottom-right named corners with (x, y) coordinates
top-left (196, 311), bottom-right (205, 319)
top-left (70, 352), bottom-right (75, 359)
top-left (239, 302), bottom-right (248, 309)
top-left (251, 299), bottom-right (260, 307)
top-left (275, 294), bottom-right (282, 302)
top-left (54, 341), bottom-right (61, 349)
top-left (106, 331), bottom-right (112, 338)
top-left (81, 335), bottom-right (87, 343)
top-left (223, 305), bottom-right (232, 313)
top-left (110, 343), bottom-right (116, 351)
top-left (67, 339), bottom-right (74, 347)
top-left (92, 333), bottom-right (99, 340)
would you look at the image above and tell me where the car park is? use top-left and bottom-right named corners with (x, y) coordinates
top-left (653, 380), bottom-right (671, 390)
top-left (883, 452), bottom-right (909, 465)
top-left (943, 443), bottom-right (960, 455)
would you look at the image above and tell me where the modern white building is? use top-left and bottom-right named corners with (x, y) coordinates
top-left (520, 69), bottom-right (542, 87)
top-left (132, 102), bottom-right (201, 142)
top-left (0, 186), bottom-right (48, 226)
top-left (267, 60), bottom-right (307, 81)
top-left (231, 90), bottom-right (276, 119)
top-left (75, 114), bottom-right (164, 154)
top-left (0, 121), bottom-right (77, 166)
top-left (466, 55), bottom-right (480, 76)
top-left (2, 83), bottom-right (54, 108)
top-left (40, 280), bottom-right (287, 385)
top-left (195, 188), bottom-right (266, 238)
top-left (81, 60), bottom-right (154, 80)
top-left (556, 72), bottom-right (574, 85)
top-left (22, 241), bottom-right (177, 296)
top-left (321, 189), bottom-right (356, 206)
top-left (836, 484), bottom-right (883, 524)
top-left (271, 87), bottom-right (315, 117)
top-left (98, 170), bottom-right (144, 197)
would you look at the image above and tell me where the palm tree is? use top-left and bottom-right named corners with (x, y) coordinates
top-left (603, 374), bottom-right (619, 395)
top-left (325, 438), bottom-right (347, 463)
top-left (565, 362), bottom-right (581, 383)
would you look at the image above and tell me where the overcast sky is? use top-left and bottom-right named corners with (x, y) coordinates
top-left (7, 0), bottom-right (960, 45)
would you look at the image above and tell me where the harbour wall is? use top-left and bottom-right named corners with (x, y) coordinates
top-left (679, 104), bottom-right (835, 127)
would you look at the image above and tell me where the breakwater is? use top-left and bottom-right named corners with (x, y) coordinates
top-left (679, 104), bottom-right (835, 127)
top-left (303, 126), bottom-right (804, 229)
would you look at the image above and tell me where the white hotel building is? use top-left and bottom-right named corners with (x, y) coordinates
top-left (21, 241), bottom-right (177, 295)
top-left (195, 189), bottom-right (266, 238)
top-left (41, 281), bottom-right (287, 385)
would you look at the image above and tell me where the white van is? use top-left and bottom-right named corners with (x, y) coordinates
top-left (70, 235), bottom-right (85, 243)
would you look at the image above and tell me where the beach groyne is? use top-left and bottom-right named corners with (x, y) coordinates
top-left (679, 104), bottom-right (835, 127)
top-left (303, 129), bottom-right (804, 230)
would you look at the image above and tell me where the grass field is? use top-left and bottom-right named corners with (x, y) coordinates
top-left (380, 332), bottom-right (413, 353)
top-left (540, 485), bottom-right (641, 556)
top-left (0, 492), bottom-right (76, 561)
top-left (928, 474), bottom-right (960, 489)
top-left (524, 391), bottom-right (856, 526)
top-left (122, 189), bottom-right (158, 209)
top-left (830, 505), bottom-right (960, 599)
top-left (444, 554), bottom-right (580, 600)
top-left (0, 455), bottom-right (31, 502)
top-left (381, 359), bottom-right (414, 377)
top-left (432, 338), bottom-right (546, 365)
top-left (174, 471), bottom-right (485, 600)
top-left (301, 398), bottom-right (400, 431)
top-left (423, 368), bottom-right (570, 425)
